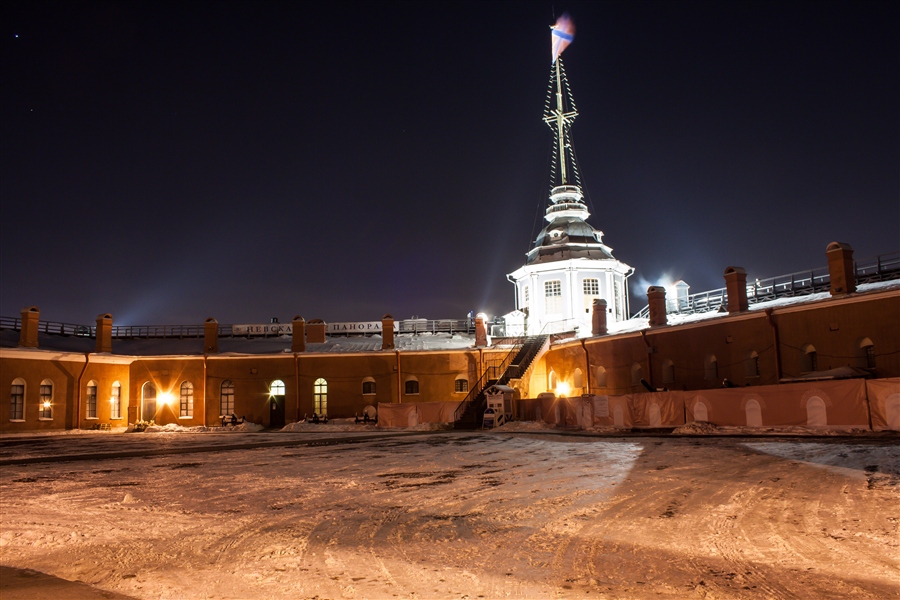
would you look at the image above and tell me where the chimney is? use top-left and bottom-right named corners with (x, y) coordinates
top-left (592, 298), bottom-right (608, 335)
top-left (95, 313), bottom-right (113, 353)
top-left (381, 314), bottom-right (395, 350)
top-left (203, 317), bottom-right (218, 354)
top-left (826, 242), bottom-right (856, 295)
top-left (307, 319), bottom-right (326, 344)
top-left (291, 316), bottom-right (306, 352)
top-left (724, 267), bottom-right (749, 314)
top-left (647, 287), bottom-right (667, 327)
top-left (475, 313), bottom-right (487, 348)
top-left (18, 306), bottom-right (40, 348)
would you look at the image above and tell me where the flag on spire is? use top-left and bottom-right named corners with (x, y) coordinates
top-left (551, 13), bottom-right (575, 63)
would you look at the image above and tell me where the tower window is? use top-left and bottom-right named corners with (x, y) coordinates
top-left (545, 280), bottom-right (562, 314)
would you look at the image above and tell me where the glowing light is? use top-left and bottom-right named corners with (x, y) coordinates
top-left (109, 397), bottom-right (116, 404)
top-left (42, 401), bottom-right (51, 409)
top-left (556, 381), bottom-right (571, 397)
top-left (158, 392), bottom-right (174, 406)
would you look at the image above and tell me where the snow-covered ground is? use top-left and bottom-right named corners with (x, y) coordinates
top-left (1, 431), bottom-right (897, 599)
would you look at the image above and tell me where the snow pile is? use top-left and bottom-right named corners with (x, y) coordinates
top-left (228, 421), bottom-right (264, 432)
top-left (673, 421), bottom-right (720, 434)
top-left (144, 423), bottom-right (218, 433)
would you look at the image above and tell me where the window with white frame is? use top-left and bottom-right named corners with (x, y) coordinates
top-left (583, 278), bottom-right (599, 313)
top-left (180, 381), bottom-right (194, 417)
top-left (39, 379), bottom-right (53, 419)
top-left (220, 380), bottom-right (235, 416)
top-left (454, 377), bottom-right (468, 393)
top-left (110, 382), bottom-right (122, 419)
top-left (523, 285), bottom-right (530, 308)
top-left (86, 381), bottom-right (98, 419)
top-left (270, 380), bottom-right (286, 396)
top-left (545, 280), bottom-right (562, 314)
top-left (10, 379), bottom-right (25, 421)
top-left (362, 378), bottom-right (376, 395)
top-left (314, 378), bottom-right (327, 414)
top-left (405, 377), bottom-right (419, 395)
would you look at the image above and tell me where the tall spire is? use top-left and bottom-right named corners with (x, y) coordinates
top-left (542, 58), bottom-right (580, 189)
top-left (540, 57), bottom-right (588, 223)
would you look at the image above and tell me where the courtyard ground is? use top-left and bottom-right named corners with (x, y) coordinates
top-left (0, 430), bottom-right (897, 599)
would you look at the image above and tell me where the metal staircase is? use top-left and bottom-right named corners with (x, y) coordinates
top-left (453, 335), bottom-right (548, 430)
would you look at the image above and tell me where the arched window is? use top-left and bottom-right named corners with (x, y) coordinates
top-left (859, 338), bottom-right (875, 369)
top-left (806, 396), bottom-right (827, 427)
top-left (454, 377), bottom-right (468, 393)
top-left (314, 378), bottom-right (327, 414)
top-left (220, 380), bottom-right (235, 416)
top-left (662, 359), bottom-right (675, 384)
top-left (595, 366), bottom-right (607, 388)
top-left (573, 368), bottom-right (584, 389)
top-left (362, 377), bottom-right (376, 395)
top-left (746, 351), bottom-right (760, 379)
top-left (800, 344), bottom-right (818, 373)
top-left (631, 363), bottom-right (643, 386)
top-left (141, 382), bottom-right (157, 422)
top-left (39, 379), bottom-right (53, 419)
top-left (180, 381), bottom-right (194, 417)
top-left (10, 378), bottom-right (25, 421)
top-left (86, 380), bottom-right (98, 419)
top-left (693, 402), bottom-right (709, 422)
top-left (110, 382), bottom-right (122, 420)
top-left (270, 380), bottom-right (286, 396)
top-left (404, 377), bottom-right (419, 395)
top-left (704, 355), bottom-right (718, 380)
top-left (548, 370), bottom-right (557, 391)
top-left (745, 399), bottom-right (762, 427)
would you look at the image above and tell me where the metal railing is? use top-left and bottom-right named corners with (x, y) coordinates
top-left (632, 250), bottom-right (900, 319)
top-left (0, 318), bottom-right (477, 339)
top-left (397, 319), bottom-right (475, 335)
top-left (452, 335), bottom-right (526, 423)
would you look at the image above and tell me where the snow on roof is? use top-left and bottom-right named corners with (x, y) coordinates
top-left (0, 328), bottom-right (478, 356)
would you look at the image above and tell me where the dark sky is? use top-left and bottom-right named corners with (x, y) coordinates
top-left (2, 1), bottom-right (898, 326)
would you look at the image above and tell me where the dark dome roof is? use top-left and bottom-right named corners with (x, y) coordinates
top-left (527, 216), bottom-right (615, 265)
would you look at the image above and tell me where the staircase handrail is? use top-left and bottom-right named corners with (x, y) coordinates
top-left (452, 334), bottom-right (528, 422)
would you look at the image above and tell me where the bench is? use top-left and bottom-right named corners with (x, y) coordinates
top-left (220, 415), bottom-right (245, 428)
top-left (89, 423), bottom-right (111, 431)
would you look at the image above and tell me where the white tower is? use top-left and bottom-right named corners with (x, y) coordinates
top-left (507, 23), bottom-right (633, 336)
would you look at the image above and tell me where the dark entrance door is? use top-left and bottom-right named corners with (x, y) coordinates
top-left (270, 395), bottom-right (285, 429)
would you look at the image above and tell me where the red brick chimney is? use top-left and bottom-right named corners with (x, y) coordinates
top-left (724, 267), bottom-right (748, 314)
top-left (95, 313), bottom-right (113, 353)
top-left (592, 299), bottom-right (608, 335)
top-left (307, 319), bottom-right (326, 344)
top-left (381, 314), bottom-right (395, 350)
top-left (203, 317), bottom-right (218, 354)
top-left (18, 306), bottom-right (40, 348)
top-left (647, 287), bottom-right (667, 327)
top-left (291, 316), bottom-right (306, 352)
top-left (475, 314), bottom-right (487, 348)
top-left (826, 242), bottom-right (856, 295)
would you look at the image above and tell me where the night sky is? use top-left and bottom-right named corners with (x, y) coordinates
top-left (2, 1), bottom-right (898, 326)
